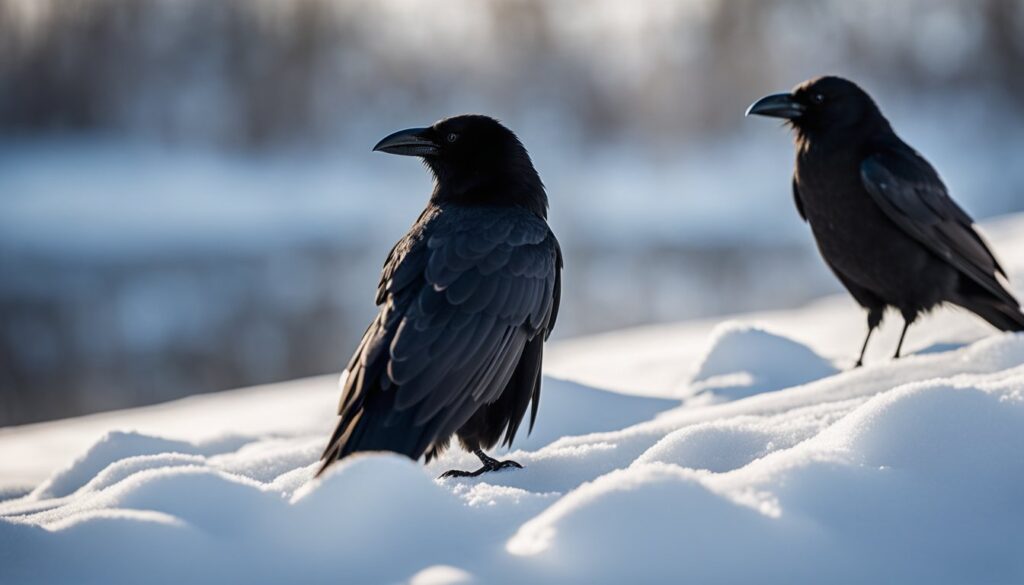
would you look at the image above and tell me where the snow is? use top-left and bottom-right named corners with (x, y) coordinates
top-left (2, 213), bottom-right (1024, 584)
top-left (687, 322), bottom-right (838, 402)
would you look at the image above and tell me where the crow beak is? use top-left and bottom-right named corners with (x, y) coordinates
top-left (372, 127), bottom-right (439, 157)
top-left (745, 93), bottom-right (806, 120)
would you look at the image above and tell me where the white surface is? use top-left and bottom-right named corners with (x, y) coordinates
top-left (2, 214), bottom-right (1023, 584)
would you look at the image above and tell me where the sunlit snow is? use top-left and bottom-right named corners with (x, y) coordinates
top-left (2, 214), bottom-right (1023, 584)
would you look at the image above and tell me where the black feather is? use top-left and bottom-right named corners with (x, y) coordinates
top-left (317, 115), bottom-right (561, 476)
top-left (750, 75), bottom-right (1023, 369)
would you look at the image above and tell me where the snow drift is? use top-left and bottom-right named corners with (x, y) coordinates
top-left (3, 334), bottom-right (1024, 584)
top-left (2, 215), bottom-right (1024, 583)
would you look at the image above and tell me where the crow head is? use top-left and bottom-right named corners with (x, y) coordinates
top-left (374, 115), bottom-right (547, 217)
top-left (746, 76), bottom-right (889, 140)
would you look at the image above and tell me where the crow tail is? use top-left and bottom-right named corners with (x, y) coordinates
top-left (953, 295), bottom-right (1024, 332)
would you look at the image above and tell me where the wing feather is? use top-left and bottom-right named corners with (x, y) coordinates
top-left (860, 144), bottom-right (1014, 306)
top-left (320, 205), bottom-right (561, 467)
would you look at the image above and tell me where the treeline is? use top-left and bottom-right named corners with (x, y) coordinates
top-left (1, 0), bottom-right (1022, 149)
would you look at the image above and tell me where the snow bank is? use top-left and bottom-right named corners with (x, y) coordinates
top-left (509, 372), bottom-right (1024, 584)
top-left (2, 213), bottom-right (1024, 583)
top-left (3, 331), bottom-right (1024, 584)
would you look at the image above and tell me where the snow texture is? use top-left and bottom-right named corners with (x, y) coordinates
top-left (2, 214), bottom-right (1024, 584)
top-left (688, 322), bottom-right (838, 402)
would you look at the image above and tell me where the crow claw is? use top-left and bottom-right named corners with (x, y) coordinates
top-left (439, 450), bottom-right (523, 479)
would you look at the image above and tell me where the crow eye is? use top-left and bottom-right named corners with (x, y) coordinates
top-left (811, 93), bottom-right (826, 105)
top-left (446, 133), bottom-right (458, 143)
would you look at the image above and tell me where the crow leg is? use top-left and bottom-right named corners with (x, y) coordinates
top-left (893, 314), bottom-right (915, 359)
top-left (439, 449), bottom-right (523, 479)
top-left (854, 328), bottom-right (874, 368)
top-left (855, 309), bottom-right (883, 368)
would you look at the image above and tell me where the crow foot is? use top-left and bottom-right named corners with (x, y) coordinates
top-left (439, 449), bottom-right (523, 479)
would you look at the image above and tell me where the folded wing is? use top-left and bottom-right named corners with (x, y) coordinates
top-left (860, 142), bottom-right (1015, 307)
top-left (318, 206), bottom-right (560, 472)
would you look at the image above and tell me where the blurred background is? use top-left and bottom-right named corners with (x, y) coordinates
top-left (2, 0), bottom-right (1023, 425)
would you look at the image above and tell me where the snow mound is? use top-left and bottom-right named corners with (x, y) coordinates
top-left (633, 420), bottom-right (779, 472)
top-left (409, 565), bottom-right (476, 585)
top-left (4, 250), bottom-right (1024, 585)
top-left (509, 373), bottom-right (1024, 584)
top-left (689, 322), bottom-right (838, 401)
top-left (31, 431), bottom-right (206, 500)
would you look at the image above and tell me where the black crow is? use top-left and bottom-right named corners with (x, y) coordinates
top-left (747, 76), bottom-right (1024, 366)
top-left (317, 115), bottom-right (562, 478)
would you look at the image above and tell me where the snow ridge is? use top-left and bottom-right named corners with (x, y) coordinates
top-left (3, 325), bottom-right (1024, 584)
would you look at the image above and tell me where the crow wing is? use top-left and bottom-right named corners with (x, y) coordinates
top-left (860, 142), bottom-right (1014, 306)
top-left (319, 205), bottom-right (560, 469)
